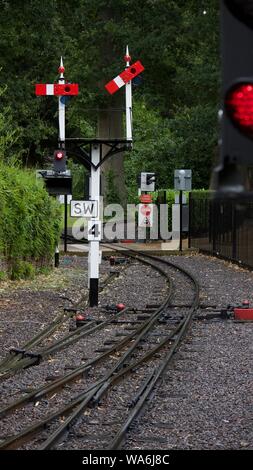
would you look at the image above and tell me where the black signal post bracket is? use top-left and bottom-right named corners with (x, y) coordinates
top-left (65, 138), bottom-right (132, 171)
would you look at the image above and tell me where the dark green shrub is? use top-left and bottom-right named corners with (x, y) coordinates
top-left (37, 266), bottom-right (52, 276)
top-left (0, 162), bottom-right (62, 278)
top-left (0, 270), bottom-right (6, 281)
top-left (11, 260), bottom-right (35, 280)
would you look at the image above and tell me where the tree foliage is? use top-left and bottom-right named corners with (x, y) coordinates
top-left (0, 0), bottom-right (220, 193)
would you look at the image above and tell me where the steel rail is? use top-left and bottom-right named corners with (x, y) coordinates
top-left (0, 266), bottom-right (119, 373)
top-left (0, 327), bottom-right (177, 451)
top-left (0, 307), bottom-right (139, 418)
top-left (0, 269), bottom-right (120, 377)
top-left (38, 255), bottom-right (177, 449)
top-left (103, 244), bottom-right (200, 449)
top-left (39, 309), bottom-right (178, 450)
top-left (101, 242), bottom-right (199, 284)
top-left (0, 263), bottom-right (166, 379)
top-left (1, 248), bottom-right (200, 451)
top-left (40, 252), bottom-right (199, 451)
top-left (0, 309), bottom-right (72, 374)
top-left (110, 302), bottom-right (199, 449)
top-left (39, 249), bottom-right (200, 450)
top-left (0, 252), bottom-right (173, 450)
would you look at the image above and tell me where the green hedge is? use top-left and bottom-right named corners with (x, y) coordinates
top-left (0, 163), bottom-right (61, 278)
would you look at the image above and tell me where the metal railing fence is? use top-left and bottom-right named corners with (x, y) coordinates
top-left (189, 192), bottom-right (253, 267)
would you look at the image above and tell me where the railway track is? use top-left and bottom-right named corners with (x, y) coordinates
top-left (0, 247), bottom-right (199, 450)
top-left (0, 268), bottom-right (122, 379)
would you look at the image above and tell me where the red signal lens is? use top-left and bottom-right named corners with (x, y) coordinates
top-left (55, 151), bottom-right (64, 160)
top-left (225, 82), bottom-right (253, 138)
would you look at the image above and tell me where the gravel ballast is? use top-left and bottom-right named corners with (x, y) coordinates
top-left (0, 252), bottom-right (252, 450)
top-left (125, 254), bottom-right (253, 450)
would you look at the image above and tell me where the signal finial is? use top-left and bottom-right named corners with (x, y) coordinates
top-left (58, 56), bottom-right (65, 77)
top-left (124, 45), bottom-right (131, 66)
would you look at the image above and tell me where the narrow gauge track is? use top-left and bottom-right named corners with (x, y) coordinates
top-left (0, 253), bottom-right (171, 450)
top-left (104, 244), bottom-right (200, 450)
top-left (0, 268), bottom-right (122, 379)
top-left (0, 247), bottom-right (199, 450)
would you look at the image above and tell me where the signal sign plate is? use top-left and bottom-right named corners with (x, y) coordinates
top-left (88, 221), bottom-right (102, 241)
top-left (138, 204), bottom-right (153, 227)
top-left (174, 169), bottom-right (192, 191)
top-left (71, 200), bottom-right (98, 218)
top-left (140, 172), bottom-right (155, 192)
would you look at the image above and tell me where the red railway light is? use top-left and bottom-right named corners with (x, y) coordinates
top-left (55, 150), bottom-right (64, 160)
top-left (54, 149), bottom-right (66, 172)
top-left (212, 2), bottom-right (253, 194)
top-left (225, 82), bottom-right (253, 139)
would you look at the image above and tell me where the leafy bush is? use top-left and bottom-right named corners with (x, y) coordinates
top-left (0, 162), bottom-right (62, 278)
top-left (0, 270), bottom-right (6, 281)
top-left (11, 260), bottom-right (35, 280)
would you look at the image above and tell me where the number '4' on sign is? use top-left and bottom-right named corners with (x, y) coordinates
top-left (88, 221), bottom-right (102, 241)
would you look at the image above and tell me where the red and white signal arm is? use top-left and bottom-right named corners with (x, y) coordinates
top-left (35, 83), bottom-right (79, 96)
top-left (105, 61), bottom-right (144, 95)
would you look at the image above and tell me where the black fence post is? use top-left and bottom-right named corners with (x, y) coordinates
top-left (211, 199), bottom-right (216, 255)
top-left (179, 190), bottom-right (183, 252)
top-left (55, 246), bottom-right (59, 267)
top-left (232, 200), bottom-right (237, 260)
top-left (64, 195), bottom-right (68, 253)
top-left (188, 191), bottom-right (192, 248)
top-left (157, 191), bottom-right (160, 240)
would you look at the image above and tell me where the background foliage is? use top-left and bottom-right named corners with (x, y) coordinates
top-left (0, 0), bottom-right (220, 199)
top-left (0, 2), bottom-right (220, 277)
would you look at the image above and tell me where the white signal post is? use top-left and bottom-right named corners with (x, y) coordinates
top-left (56, 57), bottom-right (66, 266)
top-left (88, 144), bottom-right (101, 306)
top-left (58, 57), bottom-right (65, 144)
top-left (125, 46), bottom-right (133, 142)
top-left (105, 47), bottom-right (144, 143)
top-left (35, 59), bottom-right (79, 263)
top-left (88, 46), bottom-right (141, 306)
